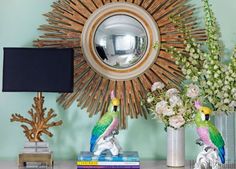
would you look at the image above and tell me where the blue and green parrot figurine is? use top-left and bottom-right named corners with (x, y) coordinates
top-left (194, 101), bottom-right (225, 164)
top-left (90, 90), bottom-right (120, 155)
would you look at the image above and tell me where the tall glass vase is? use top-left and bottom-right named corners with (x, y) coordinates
top-left (214, 113), bottom-right (236, 164)
top-left (167, 127), bottom-right (185, 167)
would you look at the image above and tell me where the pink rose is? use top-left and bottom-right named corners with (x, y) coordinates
top-left (166, 88), bottom-right (179, 97)
top-left (169, 115), bottom-right (185, 128)
top-left (187, 84), bottom-right (200, 98)
top-left (151, 82), bottom-right (165, 91)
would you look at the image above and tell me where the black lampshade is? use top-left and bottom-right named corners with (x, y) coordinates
top-left (2, 48), bottom-right (74, 92)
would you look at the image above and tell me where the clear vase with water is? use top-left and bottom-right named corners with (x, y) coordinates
top-left (214, 113), bottom-right (236, 165)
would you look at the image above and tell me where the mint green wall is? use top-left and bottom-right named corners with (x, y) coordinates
top-left (0, 0), bottom-right (235, 160)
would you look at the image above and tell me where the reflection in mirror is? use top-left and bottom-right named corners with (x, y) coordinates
top-left (94, 15), bottom-right (148, 69)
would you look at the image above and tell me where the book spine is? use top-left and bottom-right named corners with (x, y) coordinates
top-left (77, 166), bottom-right (140, 169)
top-left (78, 158), bottom-right (139, 162)
top-left (77, 161), bottom-right (139, 166)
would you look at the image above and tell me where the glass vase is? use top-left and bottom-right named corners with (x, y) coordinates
top-left (167, 127), bottom-right (185, 167)
top-left (214, 113), bottom-right (236, 164)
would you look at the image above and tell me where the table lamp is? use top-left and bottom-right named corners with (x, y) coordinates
top-left (2, 47), bottom-right (74, 142)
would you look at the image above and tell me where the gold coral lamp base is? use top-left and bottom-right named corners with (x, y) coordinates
top-left (37, 92), bottom-right (43, 100)
top-left (10, 92), bottom-right (63, 142)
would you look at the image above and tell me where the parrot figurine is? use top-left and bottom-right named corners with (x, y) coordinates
top-left (90, 91), bottom-right (121, 156)
top-left (194, 101), bottom-right (225, 164)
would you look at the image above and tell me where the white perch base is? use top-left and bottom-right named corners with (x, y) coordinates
top-left (194, 144), bottom-right (220, 169)
top-left (94, 135), bottom-right (122, 156)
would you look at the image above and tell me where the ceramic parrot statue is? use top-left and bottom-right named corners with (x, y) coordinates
top-left (90, 91), bottom-right (120, 153)
top-left (194, 101), bottom-right (225, 164)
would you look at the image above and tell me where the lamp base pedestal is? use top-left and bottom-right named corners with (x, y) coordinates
top-left (18, 141), bottom-right (53, 167)
top-left (18, 152), bottom-right (53, 167)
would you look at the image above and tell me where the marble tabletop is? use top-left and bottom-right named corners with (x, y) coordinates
top-left (0, 160), bottom-right (234, 169)
top-left (0, 160), bottom-right (195, 169)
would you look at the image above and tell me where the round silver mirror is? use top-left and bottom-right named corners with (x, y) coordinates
top-left (94, 15), bottom-right (148, 69)
top-left (82, 2), bottom-right (160, 80)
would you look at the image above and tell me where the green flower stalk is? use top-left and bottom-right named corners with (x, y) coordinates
top-left (166, 0), bottom-right (236, 113)
top-left (221, 47), bottom-right (236, 112)
top-left (166, 15), bottom-right (204, 82)
top-left (203, 0), bottom-right (223, 58)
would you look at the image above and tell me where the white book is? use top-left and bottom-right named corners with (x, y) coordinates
top-left (22, 148), bottom-right (50, 153)
top-left (22, 151), bottom-right (51, 154)
top-left (24, 142), bottom-right (49, 148)
top-left (24, 162), bottom-right (48, 167)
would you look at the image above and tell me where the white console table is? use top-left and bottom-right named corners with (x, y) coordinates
top-left (0, 160), bottom-right (234, 169)
top-left (0, 160), bottom-right (194, 169)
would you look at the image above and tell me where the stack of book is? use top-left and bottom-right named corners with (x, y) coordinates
top-left (77, 151), bottom-right (140, 169)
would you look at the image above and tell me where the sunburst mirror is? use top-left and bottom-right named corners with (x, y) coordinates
top-left (34, 0), bottom-right (205, 129)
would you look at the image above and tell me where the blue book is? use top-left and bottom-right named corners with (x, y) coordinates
top-left (78, 151), bottom-right (140, 162)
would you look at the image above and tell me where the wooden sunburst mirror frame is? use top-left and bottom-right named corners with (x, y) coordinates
top-left (34, 0), bottom-right (206, 129)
